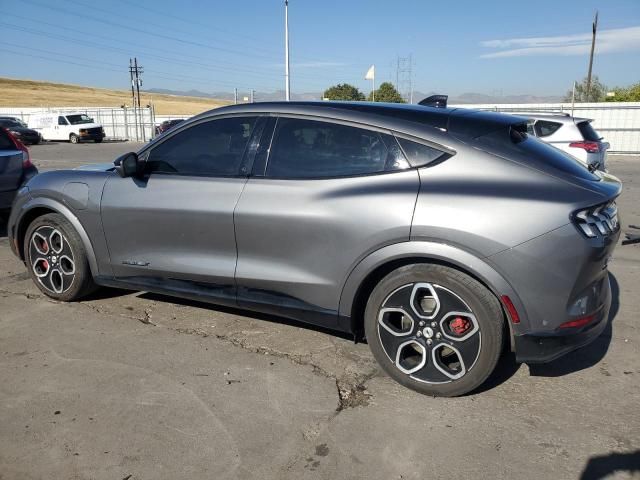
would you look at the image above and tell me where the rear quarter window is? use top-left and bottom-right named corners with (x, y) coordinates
top-left (533, 120), bottom-right (562, 138)
top-left (577, 121), bottom-right (602, 141)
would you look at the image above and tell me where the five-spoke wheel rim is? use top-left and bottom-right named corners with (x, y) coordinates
top-left (30, 226), bottom-right (75, 294)
top-left (377, 283), bottom-right (481, 384)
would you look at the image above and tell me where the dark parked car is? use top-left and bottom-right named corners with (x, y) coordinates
top-left (0, 119), bottom-right (41, 145)
top-left (0, 127), bottom-right (38, 212)
top-left (155, 119), bottom-right (185, 136)
top-left (7, 102), bottom-right (621, 396)
top-left (0, 116), bottom-right (28, 127)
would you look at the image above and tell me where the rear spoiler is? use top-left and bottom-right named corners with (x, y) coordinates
top-left (418, 95), bottom-right (448, 108)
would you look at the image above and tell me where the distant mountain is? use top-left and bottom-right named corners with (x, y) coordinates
top-left (412, 91), bottom-right (563, 105)
top-left (146, 88), bottom-right (322, 102)
top-left (146, 87), bottom-right (563, 105)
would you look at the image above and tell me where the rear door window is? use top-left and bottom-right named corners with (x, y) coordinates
top-left (266, 117), bottom-right (407, 178)
top-left (533, 120), bottom-right (562, 138)
top-left (577, 121), bottom-right (602, 141)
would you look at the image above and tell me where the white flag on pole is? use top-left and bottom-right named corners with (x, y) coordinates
top-left (364, 65), bottom-right (375, 80)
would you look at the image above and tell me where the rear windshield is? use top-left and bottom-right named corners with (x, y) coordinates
top-left (577, 121), bottom-right (601, 141)
top-left (474, 129), bottom-right (599, 181)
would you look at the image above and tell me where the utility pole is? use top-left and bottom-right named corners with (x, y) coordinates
top-left (284, 0), bottom-right (291, 101)
top-left (586, 11), bottom-right (598, 102)
top-left (134, 57), bottom-right (145, 141)
top-left (129, 58), bottom-right (138, 141)
top-left (234, 88), bottom-right (238, 104)
top-left (250, 89), bottom-right (255, 103)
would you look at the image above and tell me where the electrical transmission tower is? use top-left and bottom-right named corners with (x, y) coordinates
top-left (128, 57), bottom-right (145, 141)
top-left (396, 54), bottom-right (413, 103)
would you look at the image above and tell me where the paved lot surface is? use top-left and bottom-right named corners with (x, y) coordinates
top-left (1, 143), bottom-right (639, 479)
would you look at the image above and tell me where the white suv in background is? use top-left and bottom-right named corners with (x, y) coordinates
top-left (522, 113), bottom-right (609, 171)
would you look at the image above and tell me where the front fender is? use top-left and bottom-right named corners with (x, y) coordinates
top-left (10, 196), bottom-right (99, 276)
top-left (338, 241), bottom-right (530, 335)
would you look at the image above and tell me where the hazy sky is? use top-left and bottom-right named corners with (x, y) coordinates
top-left (1, 0), bottom-right (639, 97)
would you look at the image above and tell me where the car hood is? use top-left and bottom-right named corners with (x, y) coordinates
top-left (75, 123), bottom-right (103, 129)
top-left (8, 126), bottom-right (39, 135)
top-left (75, 163), bottom-right (114, 172)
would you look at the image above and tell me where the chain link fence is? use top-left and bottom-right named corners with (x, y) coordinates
top-left (0, 106), bottom-right (156, 141)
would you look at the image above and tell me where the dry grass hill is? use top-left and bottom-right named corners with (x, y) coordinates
top-left (0, 77), bottom-right (230, 115)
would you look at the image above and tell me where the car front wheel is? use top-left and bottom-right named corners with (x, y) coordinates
top-left (25, 213), bottom-right (97, 301)
top-left (364, 264), bottom-right (504, 397)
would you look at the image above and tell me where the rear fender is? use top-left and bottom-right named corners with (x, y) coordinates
top-left (338, 241), bottom-right (530, 337)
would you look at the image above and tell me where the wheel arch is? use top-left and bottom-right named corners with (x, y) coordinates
top-left (339, 242), bottom-right (528, 347)
top-left (15, 198), bottom-right (98, 276)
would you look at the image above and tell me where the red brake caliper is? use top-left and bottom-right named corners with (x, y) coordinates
top-left (449, 316), bottom-right (471, 336)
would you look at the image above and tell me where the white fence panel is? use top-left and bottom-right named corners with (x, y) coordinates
top-left (0, 106), bottom-right (155, 141)
top-left (452, 102), bottom-right (640, 154)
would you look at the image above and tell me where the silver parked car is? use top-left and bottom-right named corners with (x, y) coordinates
top-left (521, 113), bottom-right (609, 171)
top-left (7, 102), bottom-right (621, 396)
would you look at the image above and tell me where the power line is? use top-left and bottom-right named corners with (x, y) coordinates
top-left (0, 19), bottom-right (344, 88)
top-left (20, 0), bottom-right (280, 61)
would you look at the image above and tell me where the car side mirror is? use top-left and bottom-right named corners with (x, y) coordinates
top-left (113, 152), bottom-right (141, 178)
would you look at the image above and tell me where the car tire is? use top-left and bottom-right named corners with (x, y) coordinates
top-left (69, 134), bottom-right (79, 144)
top-left (94, 138), bottom-right (103, 143)
top-left (24, 213), bottom-right (97, 301)
top-left (364, 263), bottom-right (504, 397)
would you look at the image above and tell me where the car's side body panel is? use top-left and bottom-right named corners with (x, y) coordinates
top-left (234, 169), bottom-right (420, 329)
top-left (100, 174), bottom-right (248, 302)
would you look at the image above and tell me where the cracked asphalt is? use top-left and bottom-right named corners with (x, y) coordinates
top-left (0, 143), bottom-right (639, 479)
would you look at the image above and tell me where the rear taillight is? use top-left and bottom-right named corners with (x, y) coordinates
top-left (3, 127), bottom-right (33, 168)
top-left (569, 141), bottom-right (600, 153)
top-left (572, 202), bottom-right (619, 238)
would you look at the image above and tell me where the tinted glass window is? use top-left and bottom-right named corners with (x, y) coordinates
top-left (58, 116), bottom-right (68, 126)
top-left (396, 137), bottom-right (446, 167)
top-left (526, 120), bottom-right (536, 135)
top-left (534, 120), bottom-right (562, 137)
top-left (267, 118), bottom-right (404, 178)
top-left (0, 129), bottom-right (16, 150)
top-left (577, 121), bottom-right (602, 141)
top-left (147, 117), bottom-right (257, 176)
top-left (516, 136), bottom-right (598, 180)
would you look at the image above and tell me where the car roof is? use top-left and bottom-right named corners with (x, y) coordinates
top-left (192, 101), bottom-right (529, 139)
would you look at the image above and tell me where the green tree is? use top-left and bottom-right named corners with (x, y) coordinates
top-left (605, 82), bottom-right (640, 102)
top-left (367, 82), bottom-right (405, 103)
top-left (563, 76), bottom-right (607, 102)
top-left (323, 83), bottom-right (365, 101)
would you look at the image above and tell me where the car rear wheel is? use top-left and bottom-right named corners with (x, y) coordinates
top-left (25, 213), bottom-right (96, 301)
top-left (364, 264), bottom-right (504, 397)
top-left (69, 134), bottom-right (79, 144)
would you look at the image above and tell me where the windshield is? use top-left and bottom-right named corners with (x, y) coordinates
top-left (66, 114), bottom-right (94, 125)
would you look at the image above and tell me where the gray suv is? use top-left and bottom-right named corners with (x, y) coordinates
top-left (7, 102), bottom-right (621, 396)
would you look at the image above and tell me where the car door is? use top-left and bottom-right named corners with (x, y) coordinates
top-left (100, 115), bottom-right (263, 302)
top-left (233, 115), bottom-right (421, 328)
top-left (53, 116), bottom-right (69, 141)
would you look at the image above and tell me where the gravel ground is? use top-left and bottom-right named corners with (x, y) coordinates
top-left (0, 144), bottom-right (638, 479)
